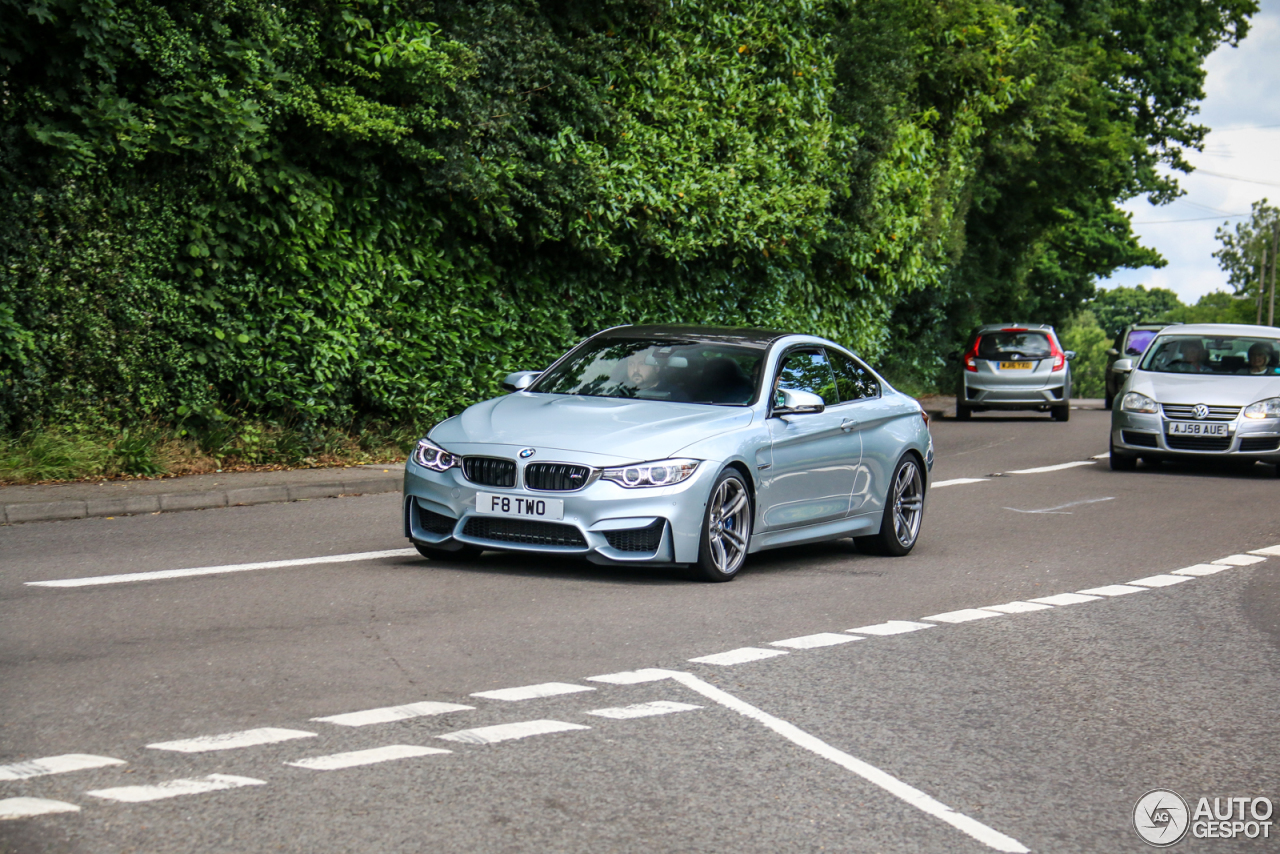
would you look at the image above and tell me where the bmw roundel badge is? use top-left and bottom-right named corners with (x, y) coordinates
top-left (519, 448), bottom-right (536, 459)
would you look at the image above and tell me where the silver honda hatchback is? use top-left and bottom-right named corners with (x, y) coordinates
top-left (956, 323), bottom-right (1074, 421)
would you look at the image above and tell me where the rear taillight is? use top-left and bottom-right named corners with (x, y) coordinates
top-left (963, 338), bottom-right (980, 372)
top-left (1049, 336), bottom-right (1065, 371)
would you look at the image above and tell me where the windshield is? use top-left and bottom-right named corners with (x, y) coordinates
top-left (530, 338), bottom-right (764, 404)
top-left (1124, 329), bottom-right (1158, 356)
top-left (976, 331), bottom-right (1051, 360)
top-left (1139, 334), bottom-right (1280, 375)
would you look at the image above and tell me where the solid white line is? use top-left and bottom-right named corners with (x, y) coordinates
top-left (688, 647), bottom-right (788, 666)
top-left (770, 633), bottom-right (862, 650)
top-left (586, 669), bottom-right (675, 685)
top-left (1029, 592), bottom-right (1103, 606)
top-left (1173, 564), bottom-right (1230, 576)
top-left (1129, 574), bottom-right (1194, 588)
top-left (26, 549), bottom-right (419, 589)
top-left (921, 609), bottom-right (1002, 624)
top-left (312, 702), bottom-right (473, 727)
top-left (846, 620), bottom-right (936, 636)
top-left (286, 745), bottom-right (450, 771)
top-left (1249, 544), bottom-right (1280, 557)
top-left (471, 683), bottom-right (595, 702)
top-left (0, 797), bottom-right (81, 820)
top-left (1007, 460), bottom-right (1096, 474)
top-left (1213, 554), bottom-right (1266, 566)
top-left (586, 701), bottom-right (703, 720)
top-left (662, 671), bottom-right (1028, 853)
top-left (147, 727), bottom-right (315, 753)
top-left (437, 720), bottom-right (589, 745)
top-left (1077, 584), bottom-right (1146, 597)
top-left (87, 774), bottom-right (265, 803)
top-left (980, 601), bottom-right (1053, 614)
top-left (0, 753), bottom-right (126, 781)
top-left (931, 478), bottom-right (989, 488)
top-left (1091, 452), bottom-right (1111, 459)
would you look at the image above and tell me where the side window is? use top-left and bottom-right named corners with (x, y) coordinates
top-left (830, 351), bottom-right (880, 401)
top-left (774, 350), bottom-right (838, 407)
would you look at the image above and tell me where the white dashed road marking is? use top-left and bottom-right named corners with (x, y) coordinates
top-left (586, 701), bottom-right (703, 719)
top-left (1029, 592), bottom-right (1103, 606)
top-left (286, 745), bottom-right (451, 771)
top-left (921, 609), bottom-right (1003, 624)
top-left (587, 669), bottom-right (676, 685)
top-left (1077, 584), bottom-right (1147, 597)
top-left (980, 601), bottom-right (1052, 614)
top-left (147, 727), bottom-right (315, 753)
top-left (87, 774), bottom-right (266, 803)
top-left (27, 549), bottom-right (419, 589)
top-left (0, 754), bottom-right (125, 781)
top-left (1251, 545), bottom-right (1280, 556)
top-left (0, 798), bottom-right (81, 820)
top-left (471, 683), bottom-right (595, 702)
top-left (312, 701), bottom-right (473, 727)
top-left (1007, 460), bottom-right (1097, 474)
top-left (1213, 554), bottom-right (1266, 566)
top-left (770, 632), bottom-right (862, 649)
top-left (438, 720), bottom-right (590, 745)
top-left (1174, 564), bottom-right (1231, 576)
top-left (661, 671), bottom-right (1029, 853)
top-left (688, 647), bottom-right (788, 666)
top-left (932, 478), bottom-right (990, 488)
top-left (846, 620), bottom-right (935, 636)
top-left (1129, 574), bottom-right (1194, 588)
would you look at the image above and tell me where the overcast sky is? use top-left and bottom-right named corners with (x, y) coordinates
top-left (1100, 0), bottom-right (1280, 303)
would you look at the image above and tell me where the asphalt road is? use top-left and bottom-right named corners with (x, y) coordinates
top-left (2, 407), bottom-right (1279, 853)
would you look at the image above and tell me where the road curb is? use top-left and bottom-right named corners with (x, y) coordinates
top-left (2, 473), bottom-right (402, 526)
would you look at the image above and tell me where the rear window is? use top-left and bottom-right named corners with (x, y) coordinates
top-left (976, 332), bottom-right (1051, 360)
top-left (1124, 329), bottom-right (1157, 356)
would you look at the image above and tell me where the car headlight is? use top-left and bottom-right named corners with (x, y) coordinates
top-left (412, 438), bottom-right (460, 472)
top-left (601, 459), bottom-right (700, 488)
top-left (1121, 392), bottom-right (1158, 414)
top-left (1243, 397), bottom-right (1280, 419)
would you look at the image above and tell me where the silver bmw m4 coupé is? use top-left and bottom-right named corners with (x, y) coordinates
top-left (403, 326), bottom-right (934, 581)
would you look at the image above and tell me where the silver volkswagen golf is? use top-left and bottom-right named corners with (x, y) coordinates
top-left (1109, 323), bottom-right (1280, 473)
top-left (403, 326), bottom-right (934, 581)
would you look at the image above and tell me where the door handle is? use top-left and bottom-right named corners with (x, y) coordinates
top-left (841, 419), bottom-right (857, 432)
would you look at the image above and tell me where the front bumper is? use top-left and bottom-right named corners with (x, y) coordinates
top-left (1111, 411), bottom-right (1280, 460)
top-left (403, 459), bottom-right (717, 565)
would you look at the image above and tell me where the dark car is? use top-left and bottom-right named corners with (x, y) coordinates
top-left (1104, 323), bottom-right (1175, 409)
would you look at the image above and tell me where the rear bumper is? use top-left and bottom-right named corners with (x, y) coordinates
top-left (962, 385), bottom-right (1069, 407)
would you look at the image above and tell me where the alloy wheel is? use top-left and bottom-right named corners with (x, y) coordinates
top-left (707, 476), bottom-right (751, 575)
top-left (891, 461), bottom-right (924, 548)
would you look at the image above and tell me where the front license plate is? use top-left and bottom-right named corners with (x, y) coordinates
top-left (999, 361), bottom-right (1033, 370)
top-left (1166, 422), bottom-right (1230, 437)
top-left (476, 492), bottom-right (564, 521)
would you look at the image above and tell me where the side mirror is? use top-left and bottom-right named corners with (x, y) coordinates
top-left (1112, 358), bottom-right (1134, 373)
top-left (1064, 350), bottom-right (1077, 361)
top-left (1105, 348), bottom-right (1120, 357)
top-left (772, 388), bottom-right (825, 416)
top-left (501, 370), bottom-right (541, 392)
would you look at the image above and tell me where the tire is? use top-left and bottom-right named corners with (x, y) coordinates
top-left (955, 403), bottom-right (972, 420)
top-left (854, 455), bottom-right (925, 557)
top-left (1050, 404), bottom-right (1070, 422)
top-left (413, 540), bottom-right (483, 561)
top-left (694, 469), bottom-right (753, 582)
top-left (1109, 437), bottom-right (1137, 471)
top-left (1103, 385), bottom-right (1113, 410)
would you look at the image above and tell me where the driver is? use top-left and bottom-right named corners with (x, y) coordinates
top-left (625, 350), bottom-right (688, 400)
top-left (1245, 342), bottom-right (1276, 375)
top-left (1173, 340), bottom-right (1211, 373)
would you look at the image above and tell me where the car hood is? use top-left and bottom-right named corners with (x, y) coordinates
top-left (430, 393), bottom-right (755, 463)
top-left (1130, 371), bottom-right (1280, 406)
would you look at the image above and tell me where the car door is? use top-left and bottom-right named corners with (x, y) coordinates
top-left (758, 348), bottom-right (859, 531)
top-left (829, 350), bottom-right (896, 515)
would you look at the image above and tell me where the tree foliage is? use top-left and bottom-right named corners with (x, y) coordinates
top-left (0, 0), bottom-right (1257, 432)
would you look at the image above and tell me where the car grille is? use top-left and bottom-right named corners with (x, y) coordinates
top-left (417, 505), bottom-right (457, 535)
top-left (524, 463), bottom-right (593, 491)
top-left (462, 517), bottom-right (586, 547)
top-left (462, 457), bottom-right (516, 488)
top-left (1165, 434), bottom-right (1232, 451)
top-left (1161, 403), bottom-right (1240, 422)
top-left (1122, 431), bottom-right (1158, 448)
top-left (1240, 436), bottom-right (1280, 452)
top-left (603, 520), bottom-right (665, 553)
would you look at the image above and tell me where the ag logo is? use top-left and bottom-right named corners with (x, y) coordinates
top-left (519, 448), bottom-right (536, 459)
top-left (1134, 789), bottom-right (1190, 846)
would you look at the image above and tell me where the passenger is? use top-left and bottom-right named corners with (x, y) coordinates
top-left (1245, 342), bottom-right (1276, 375)
top-left (1173, 340), bottom-right (1211, 373)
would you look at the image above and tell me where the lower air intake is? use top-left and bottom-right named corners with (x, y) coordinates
top-left (418, 505), bottom-right (457, 535)
top-left (462, 517), bottom-right (587, 547)
top-left (1165, 435), bottom-right (1232, 451)
top-left (1240, 436), bottom-right (1280, 452)
top-left (1122, 431), bottom-right (1158, 448)
top-left (603, 520), bottom-right (665, 553)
